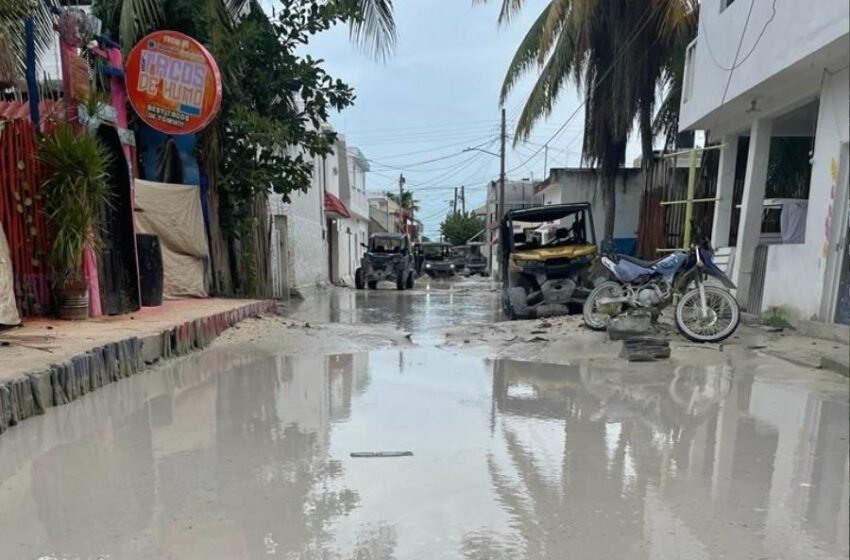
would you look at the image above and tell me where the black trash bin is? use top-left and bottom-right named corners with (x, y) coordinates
top-left (136, 234), bottom-right (164, 307)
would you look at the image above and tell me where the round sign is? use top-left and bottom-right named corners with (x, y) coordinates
top-left (124, 30), bottom-right (222, 135)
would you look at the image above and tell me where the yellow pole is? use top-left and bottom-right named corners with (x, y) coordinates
top-left (682, 147), bottom-right (698, 248)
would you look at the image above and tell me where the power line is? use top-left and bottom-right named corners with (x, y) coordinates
top-left (367, 137), bottom-right (498, 171)
top-left (700, 0), bottom-right (776, 72)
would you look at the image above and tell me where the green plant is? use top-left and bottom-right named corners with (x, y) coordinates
top-left (440, 212), bottom-right (485, 246)
top-left (38, 124), bottom-right (113, 286)
top-left (762, 306), bottom-right (793, 329)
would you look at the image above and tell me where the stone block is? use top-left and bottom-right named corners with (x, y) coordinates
top-left (619, 336), bottom-right (671, 362)
top-left (27, 369), bottom-right (54, 414)
top-left (607, 314), bottom-right (653, 341)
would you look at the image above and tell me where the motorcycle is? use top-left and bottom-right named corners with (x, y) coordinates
top-left (582, 229), bottom-right (740, 343)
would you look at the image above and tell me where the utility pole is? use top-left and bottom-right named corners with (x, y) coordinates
top-left (461, 185), bottom-right (465, 214)
top-left (497, 108), bottom-right (506, 279)
top-left (543, 145), bottom-right (548, 181)
top-left (453, 187), bottom-right (458, 214)
top-left (398, 173), bottom-right (405, 233)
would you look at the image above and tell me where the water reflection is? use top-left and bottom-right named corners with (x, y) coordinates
top-left (0, 349), bottom-right (845, 559)
top-left (282, 287), bottom-right (502, 330)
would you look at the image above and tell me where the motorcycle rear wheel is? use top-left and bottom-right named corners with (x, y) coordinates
top-left (583, 281), bottom-right (625, 331)
top-left (675, 285), bottom-right (740, 343)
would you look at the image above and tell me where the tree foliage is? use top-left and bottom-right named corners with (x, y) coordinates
top-left (484, 0), bottom-right (698, 244)
top-left (386, 190), bottom-right (419, 212)
top-left (440, 212), bottom-right (484, 246)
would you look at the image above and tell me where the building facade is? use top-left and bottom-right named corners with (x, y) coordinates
top-left (679, 0), bottom-right (849, 324)
top-left (537, 168), bottom-right (643, 255)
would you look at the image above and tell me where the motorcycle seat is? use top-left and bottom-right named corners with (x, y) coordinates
top-left (616, 254), bottom-right (666, 268)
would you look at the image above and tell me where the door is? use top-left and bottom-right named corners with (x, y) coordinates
top-left (823, 145), bottom-right (850, 324)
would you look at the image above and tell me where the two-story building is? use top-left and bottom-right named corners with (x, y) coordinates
top-left (679, 0), bottom-right (849, 326)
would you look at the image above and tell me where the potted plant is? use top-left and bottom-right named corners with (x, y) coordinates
top-left (38, 124), bottom-right (112, 320)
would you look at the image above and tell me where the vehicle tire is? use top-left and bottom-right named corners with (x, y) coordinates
top-left (507, 286), bottom-right (529, 320)
top-left (582, 281), bottom-right (625, 331)
top-left (355, 268), bottom-right (365, 290)
top-left (406, 272), bottom-right (415, 289)
top-left (367, 281), bottom-right (378, 290)
top-left (675, 285), bottom-right (740, 343)
top-left (396, 275), bottom-right (406, 291)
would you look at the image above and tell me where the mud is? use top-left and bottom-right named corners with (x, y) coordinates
top-left (0, 286), bottom-right (847, 559)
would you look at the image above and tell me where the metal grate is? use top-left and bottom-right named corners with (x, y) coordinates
top-left (746, 245), bottom-right (769, 313)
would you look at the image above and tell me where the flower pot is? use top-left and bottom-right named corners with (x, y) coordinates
top-left (56, 281), bottom-right (89, 320)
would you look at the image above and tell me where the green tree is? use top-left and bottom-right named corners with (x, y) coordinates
top-left (488, 0), bottom-right (697, 246)
top-left (440, 212), bottom-right (485, 246)
top-left (386, 190), bottom-right (419, 212)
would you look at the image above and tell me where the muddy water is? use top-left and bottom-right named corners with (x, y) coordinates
top-left (0, 346), bottom-right (846, 560)
top-left (283, 279), bottom-right (502, 331)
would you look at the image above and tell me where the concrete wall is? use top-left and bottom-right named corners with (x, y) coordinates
top-left (269, 155), bottom-right (328, 292)
top-left (680, 0), bottom-right (849, 133)
top-left (761, 68), bottom-right (850, 319)
top-left (539, 169), bottom-right (643, 244)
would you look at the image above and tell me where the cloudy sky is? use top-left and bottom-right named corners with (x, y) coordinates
top-left (293, 0), bottom-right (640, 239)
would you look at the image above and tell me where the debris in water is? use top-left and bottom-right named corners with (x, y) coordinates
top-left (350, 451), bottom-right (414, 458)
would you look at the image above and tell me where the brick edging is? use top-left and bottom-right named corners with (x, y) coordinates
top-left (0, 300), bottom-right (276, 435)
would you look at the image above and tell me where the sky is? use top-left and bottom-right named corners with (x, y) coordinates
top-left (290, 0), bottom-right (641, 239)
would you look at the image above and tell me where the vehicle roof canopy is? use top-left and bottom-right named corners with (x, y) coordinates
top-left (503, 203), bottom-right (591, 224)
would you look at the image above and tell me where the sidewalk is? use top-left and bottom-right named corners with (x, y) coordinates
top-left (0, 298), bottom-right (276, 433)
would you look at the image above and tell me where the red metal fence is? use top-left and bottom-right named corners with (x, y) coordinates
top-left (0, 114), bottom-right (52, 316)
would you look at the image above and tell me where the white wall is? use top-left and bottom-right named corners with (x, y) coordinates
top-left (761, 68), bottom-right (850, 319)
top-left (542, 169), bottom-right (643, 244)
top-left (680, 0), bottom-right (849, 134)
top-left (269, 155), bottom-right (328, 292)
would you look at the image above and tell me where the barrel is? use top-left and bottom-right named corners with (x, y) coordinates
top-left (58, 290), bottom-right (89, 320)
top-left (136, 234), bottom-right (164, 307)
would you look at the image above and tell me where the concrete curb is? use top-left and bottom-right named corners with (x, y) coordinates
top-left (0, 300), bottom-right (276, 436)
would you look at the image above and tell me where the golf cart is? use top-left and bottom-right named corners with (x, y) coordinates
top-left (501, 203), bottom-right (602, 319)
top-left (415, 242), bottom-right (456, 278)
top-left (457, 242), bottom-right (489, 276)
top-left (355, 233), bottom-right (416, 290)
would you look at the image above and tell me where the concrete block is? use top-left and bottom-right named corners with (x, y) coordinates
top-left (619, 337), bottom-right (671, 362)
top-left (140, 334), bottom-right (163, 364)
top-left (0, 383), bottom-right (11, 431)
top-left (607, 314), bottom-right (653, 341)
top-left (27, 369), bottom-right (54, 413)
top-left (49, 361), bottom-right (71, 405)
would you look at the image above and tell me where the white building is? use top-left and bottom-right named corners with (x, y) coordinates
top-left (537, 168), bottom-right (643, 254)
top-left (680, 0), bottom-right (849, 325)
top-left (269, 133), bottom-right (371, 295)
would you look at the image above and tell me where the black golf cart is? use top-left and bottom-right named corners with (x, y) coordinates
top-left (355, 233), bottom-right (416, 290)
top-left (414, 242), bottom-right (456, 278)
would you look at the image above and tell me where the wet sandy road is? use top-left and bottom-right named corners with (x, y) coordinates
top-left (283, 279), bottom-right (502, 331)
top-left (0, 338), bottom-right (847, 559)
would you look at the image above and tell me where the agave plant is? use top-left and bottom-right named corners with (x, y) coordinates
top-left (38, 125), bottom-right (113, 287)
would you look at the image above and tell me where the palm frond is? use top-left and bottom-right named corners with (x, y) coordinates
top-left (349, 0), bottom-right (397, 61)
top-left (119, 0), bottom-right (163, 48)
top-left (513, 19), bottom-right (577, 141)
top-left (473, 0), bottom-right (528, 24)
top-left (0, 0), bottom-right (54, 85)
top-left (499, 1), bottom-right (552, 104)
top-left (538, 0), bottom-right (571, 64)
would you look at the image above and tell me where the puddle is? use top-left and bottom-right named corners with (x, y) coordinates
top-left (0, 348), bottom-right (846, 559)
top-left (282, 287), bottom-right (503, 330)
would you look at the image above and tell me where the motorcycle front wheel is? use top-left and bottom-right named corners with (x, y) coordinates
top-left (675, 285), bottom-right (740, 343)
top-left (582, 281), bottom-right (626, 331)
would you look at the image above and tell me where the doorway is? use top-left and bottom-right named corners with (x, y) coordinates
top-left (327, 218), bottom-right (338, 284)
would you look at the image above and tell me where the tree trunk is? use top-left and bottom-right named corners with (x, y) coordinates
top-left (639, 104), bottom-right (654, 167)
top-left (603, 170), bottom-right (617, 252)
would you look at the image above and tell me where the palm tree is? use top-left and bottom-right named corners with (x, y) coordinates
top-left (386, 190), bottom-right (419, 213)
top-left (488, 0), bottom-right (697, 246)
top-left (0, 0), bottom-right (53, 87)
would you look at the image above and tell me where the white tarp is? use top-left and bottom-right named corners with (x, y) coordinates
top-left (780, 200), bottom-right (808, 244)
top-left (134, 179), bottom-right (208, 298)
top-left (0, 222), bottom-right (21, 325)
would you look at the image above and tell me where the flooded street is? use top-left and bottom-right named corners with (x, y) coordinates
top-left (0, 288), bottom-right (847, 559)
